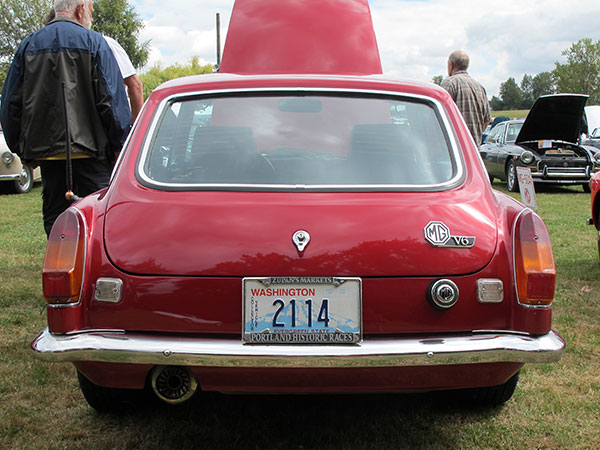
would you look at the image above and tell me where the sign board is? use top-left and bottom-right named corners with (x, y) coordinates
top-left (516, 166), bottom-right (537, 210)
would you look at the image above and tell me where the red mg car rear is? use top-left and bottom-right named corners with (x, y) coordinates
top-left (31, 0), bottom-right (564, 410)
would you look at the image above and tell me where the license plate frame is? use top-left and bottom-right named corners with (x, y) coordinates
top-left (242, 277), bottom-right (362, 344)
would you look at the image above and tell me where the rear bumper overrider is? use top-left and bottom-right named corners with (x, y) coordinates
top-left (31, 328), bottom-right (565, 368)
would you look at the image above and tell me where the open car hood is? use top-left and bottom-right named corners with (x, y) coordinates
top-left (219, 0), bottom-right (382, 75)
top-left (103, 191), bottom-right (498, 278)
top-left (516, 94), bottom-right (588, 145)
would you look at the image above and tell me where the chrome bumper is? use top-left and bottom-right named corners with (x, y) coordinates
top-left (0, 173), bottom-right (22, 181)
top-left (31, 328), bottom-right (565, 369)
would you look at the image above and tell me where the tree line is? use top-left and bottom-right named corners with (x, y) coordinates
top-left (0, 0), bottom-right (149, 90)
top-left (0, 0), bottom-right (213, 96)
top-left (2, 1), bottom-right (600, 106)
top-left (434, 38), bottom-right (600, 110)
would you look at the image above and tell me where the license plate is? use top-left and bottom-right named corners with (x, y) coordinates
top-left (243, 277), bottom-right (361, 344)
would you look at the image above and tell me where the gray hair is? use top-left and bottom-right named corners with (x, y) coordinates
top-left (449, 50), bottom-right (470, 71)
top-left (54, 0), bottom-right (85, 13)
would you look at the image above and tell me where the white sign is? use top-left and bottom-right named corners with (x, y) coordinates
top-left (516, 166), bottom-right (537, 210)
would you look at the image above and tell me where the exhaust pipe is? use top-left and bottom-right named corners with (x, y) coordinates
top-left (151, 366), bottom-right (198, 404)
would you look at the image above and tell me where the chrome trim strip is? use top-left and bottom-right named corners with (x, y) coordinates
top-left (31, 328), bottom-right (565, 368)
top-left (110, 99), bottom-right (146, 184)
top-left (135, 87), bottom-right (464, 191)
top-left (0, 174), bottom-right (21, 180)
top-left (532, 173), bottom-right (589, 179)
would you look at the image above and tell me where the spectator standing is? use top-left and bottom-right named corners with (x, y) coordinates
top-left (44, 7), bottom-right (144, 122)
top-left (441, 50), bottom-right (491, 145)
top-left (103, 35), bottom-right (144, 121)
top-left (0, 0), bottom-right (131, 236)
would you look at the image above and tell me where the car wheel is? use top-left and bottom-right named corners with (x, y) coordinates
top-left (77, 371), bottom-right (148, 412)
top-left (12, 166), bottom-right (34, 194)
top-left (597, 213), bottom-right (600, 261)
top-left (447, 371), bottom-right (520, 407)
top-left (583, 183), bottom-right (591, 193)
top-left (506, 160), bottom-right (519, 192)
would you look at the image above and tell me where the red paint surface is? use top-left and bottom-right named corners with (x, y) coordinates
top-left (40, 1), bottom-right (558, 393)
top-left (220, 0), bottom-right (382, 75)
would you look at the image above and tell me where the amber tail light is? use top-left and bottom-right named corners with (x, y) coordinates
top-left (42, 209), bottom-right (86, 305)
top-left (513, 209), bottom-right (555, 306)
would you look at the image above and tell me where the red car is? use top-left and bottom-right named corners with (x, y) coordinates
top-left (32, 0), bottom-right (564, 411)
top-left (590, 173), bottom-right (600, 253)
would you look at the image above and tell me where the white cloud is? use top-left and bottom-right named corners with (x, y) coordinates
top-left (131, 0), bottom-right (600, 97)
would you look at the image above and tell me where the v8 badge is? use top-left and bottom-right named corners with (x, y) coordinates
top-left (424, 221), bottom-right (475, 248)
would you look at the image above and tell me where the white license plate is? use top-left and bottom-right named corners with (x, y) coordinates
top-left (243, 277), bottom-right (361, 344)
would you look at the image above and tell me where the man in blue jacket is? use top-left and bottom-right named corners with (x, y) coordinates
top-left (0, 0), bottom-right (131, 236)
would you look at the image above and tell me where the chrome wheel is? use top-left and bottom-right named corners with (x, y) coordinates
top-left (506, 160), bottom-right (519, 192)
top-left (13, 166), bottom-right (33, 194)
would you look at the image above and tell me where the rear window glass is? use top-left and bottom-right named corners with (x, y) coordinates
top-left (140, 93), bottom-right (458, 189)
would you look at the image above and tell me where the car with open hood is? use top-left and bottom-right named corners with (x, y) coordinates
top-left (31, 0), bottom-right (564, 411)
top-left (480, 94), bottom-right (598, 192)
top-left (581, 126), bottom-right (600, 151)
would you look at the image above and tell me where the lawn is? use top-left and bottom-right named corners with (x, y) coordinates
top-left (492, 109), bottom-right (529, 120)
top-left (0, 184), bottom-right (599, 449)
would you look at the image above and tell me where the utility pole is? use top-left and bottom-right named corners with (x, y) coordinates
top-left (216, 13), bottom-right (221, 69)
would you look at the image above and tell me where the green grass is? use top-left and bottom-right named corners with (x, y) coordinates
top-left (1, 184), bottom-right (599, 449)
top-left (492, 110), bottom-right (529, 120)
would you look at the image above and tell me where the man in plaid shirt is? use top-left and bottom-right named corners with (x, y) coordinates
top-left (441, 50), bottom-right (491, 145)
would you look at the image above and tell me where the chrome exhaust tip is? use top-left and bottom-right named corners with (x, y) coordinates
top-left (151, 366), bottom-right (198, 404)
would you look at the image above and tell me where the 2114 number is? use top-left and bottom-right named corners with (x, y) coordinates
top-left (272, 299), bottom-right (330, 328)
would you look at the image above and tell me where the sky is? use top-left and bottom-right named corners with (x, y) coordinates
top-left (131, 0), bottom-right (600, 98)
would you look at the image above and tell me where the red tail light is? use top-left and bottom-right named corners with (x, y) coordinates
top-left (513, 209), bottom-right (555, 306)
top-left (42, 209), bottom-right (86, 305)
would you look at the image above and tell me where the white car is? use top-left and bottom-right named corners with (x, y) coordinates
top-left (1, 125), bottom-right (41, 194)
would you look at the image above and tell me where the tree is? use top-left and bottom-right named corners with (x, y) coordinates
top-left (520, 74), bottom-right (534, 109)
top-left (490, 96), bottom-right (504, 111)
top-left (531, 72), bottom-right (555, 100)
top-left (499, 77), bottom-right (523, 110)
top-left (0, 0), bottom-right (52, 87)
top-left (0, 0), bottom-right (149, 90)
top-left (93, 0), bottom-right (149, 69)
top-left (431, 75), bottom-right (443, 86)
top-left (140, 57), bottom-right (214, 99)
top-left (553, 38), bottom-right (600, 104)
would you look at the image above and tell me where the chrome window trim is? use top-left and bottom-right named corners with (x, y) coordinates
top-left (109, 101), bottom-right (145, 184)
top-left (47, 207), bottom-right (88, 309)
top-left (135, 87), bottom-right (465, 192)
top-left (512, 208), bottom-right (552, 310)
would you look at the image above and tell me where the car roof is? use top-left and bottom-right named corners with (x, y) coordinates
top-left (219, 0), bottom-right (382, 75)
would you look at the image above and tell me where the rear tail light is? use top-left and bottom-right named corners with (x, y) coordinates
top-left (513, 209), bottom-right (555, 306)
top-left (42, 209), bottom-right (86, 305)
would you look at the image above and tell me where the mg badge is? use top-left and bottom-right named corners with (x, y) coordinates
top-left (292, 230), bottom-right (310, 252)
top-left (424, 221), bottom-right (451, 246)
top-left (424, 221), bottom-right (475, 249)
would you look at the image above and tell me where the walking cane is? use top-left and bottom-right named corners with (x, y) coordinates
top-left (61, 82), bottom-right (81, 202)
